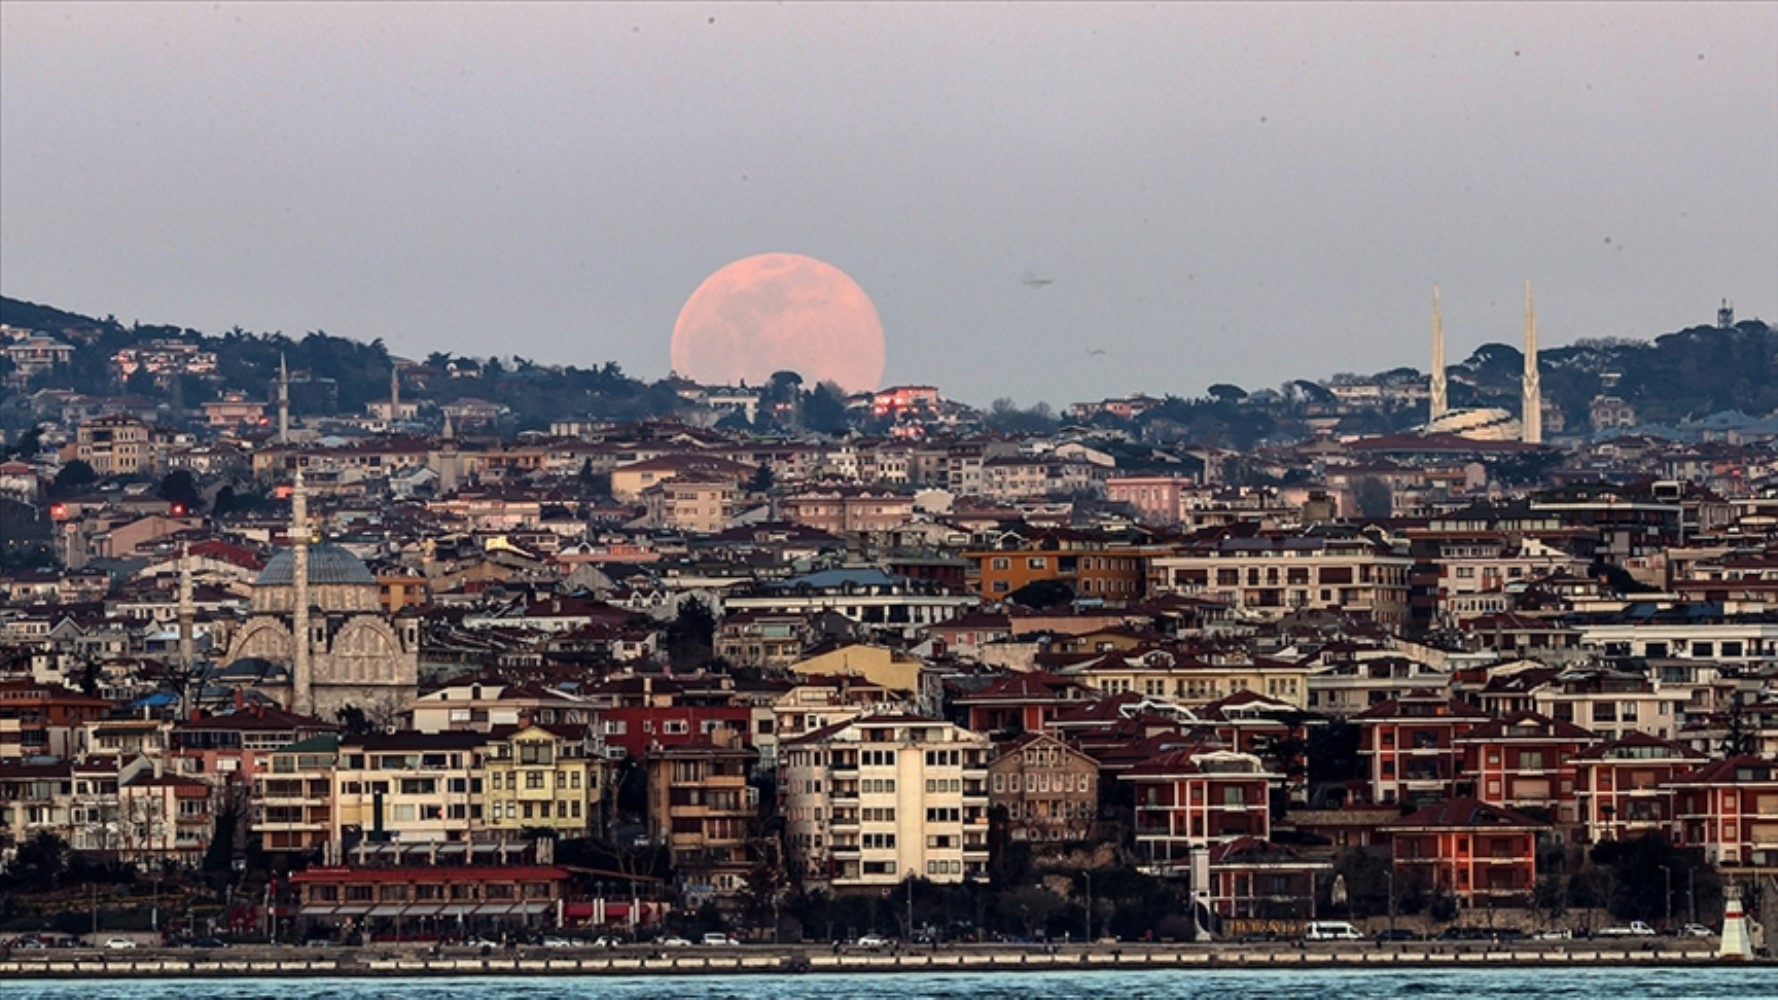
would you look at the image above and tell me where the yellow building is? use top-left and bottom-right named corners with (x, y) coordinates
top-left (1066, 648), bottom-right (1312, 709)
top-left (482, 722), bottom-right (604, 837)
top-left (789, 643), bottom-right (928, 701)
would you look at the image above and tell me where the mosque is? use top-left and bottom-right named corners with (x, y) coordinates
top-left (1417, 282), bottom-right (1543, 444)
top-left (222, 468), bottom-right (419, 722)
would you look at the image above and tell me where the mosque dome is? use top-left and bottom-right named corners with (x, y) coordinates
top-left (1418, 407), bottom-right (1522, 442)
top-left (255, 543), bottom-right (377, 588)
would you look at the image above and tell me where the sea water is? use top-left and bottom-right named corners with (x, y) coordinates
top-left (8, 968), bottom-right (1774, 1000)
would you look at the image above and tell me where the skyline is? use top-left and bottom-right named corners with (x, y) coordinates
top-left (2, 3), bottom-right (1775, 407)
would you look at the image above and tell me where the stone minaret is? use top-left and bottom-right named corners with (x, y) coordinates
top-left (291, 466), bottom-right (313, 717)
top-left (390, 364), bottom-right (401, 414)
top-left (278, 353), bottom-right (290, 444)
top-left (1521, 281), bottom-right (1542, 445)
top-left (1430, 286), bottom-right (1448, 421)
top-left (177, 540), bottom-right (195, 674)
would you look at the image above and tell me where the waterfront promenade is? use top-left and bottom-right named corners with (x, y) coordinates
top-left (1, 939), bottom-right (1758, 979)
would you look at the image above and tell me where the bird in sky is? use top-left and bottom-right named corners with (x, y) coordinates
top-left (1086, 348), bottom-right (1109, 357)
top-left (1020, 271), bottom-right (1054, 289)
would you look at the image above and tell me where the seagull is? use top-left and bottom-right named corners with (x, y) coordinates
top-left (1020, 271), bottom-right (1054, 289)
top-left (1086, 348), bottom-right (1109, 357)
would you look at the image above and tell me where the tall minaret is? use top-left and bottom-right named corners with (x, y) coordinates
top-left (1430, 285), bottom-right (1449, 421)
top-left (291, 466), bottom-right (313, 717)
top-left (278, 353), bottom-right (290, 444)
top-left (1521, 281), bottom-right (1542, 445)
top-left (389, 363), bottom-right (401, 415)
top-left (177, 540), bottom-right (195, 675)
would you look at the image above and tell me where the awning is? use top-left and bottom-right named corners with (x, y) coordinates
top-left (299, 905), bottom-right (341, 917)
top-left (367, 905), bottom-right (409, 918)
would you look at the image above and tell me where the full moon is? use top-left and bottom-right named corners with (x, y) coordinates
top-left (669, 253), bottom-right (887, 393)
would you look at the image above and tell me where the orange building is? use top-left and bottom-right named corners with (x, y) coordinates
top-left (965, 531), bottom-right (1156, 602)
top-left (1387, 797), bottom-right (1545, 909)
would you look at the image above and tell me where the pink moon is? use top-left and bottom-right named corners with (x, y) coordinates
top-left (669, 253), bottom-right (887, 393)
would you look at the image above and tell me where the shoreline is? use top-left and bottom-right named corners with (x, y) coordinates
top-left (2, 941), bottom-right (1764, 978)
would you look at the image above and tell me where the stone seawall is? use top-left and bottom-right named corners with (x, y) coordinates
top-left (0, 941), bottom-right (1760, 979)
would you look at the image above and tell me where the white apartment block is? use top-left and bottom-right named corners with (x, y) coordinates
top-left (1151, 534), bottom-right (1413, 627)
top-left (781, 716), bottom-right (991, 889)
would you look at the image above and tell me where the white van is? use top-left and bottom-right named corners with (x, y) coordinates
top-left (1303, 921), bottom-right (1363, 941)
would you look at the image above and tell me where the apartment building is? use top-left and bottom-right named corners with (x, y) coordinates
top-left (1669, 755), bottom-right (1778, 870)
top-left (781, 716), bottom-right (991, 889)
top-left (1123, 748), bottom-right (1275, 875)
top-left (1151, 533), bottom-right (1413, 627)
top-left (1454, 711), bottom-right (1598, 833)
top-left (644, 728), bottom-right (758, 899)
top-left (1354, 690), bottom-right (1488, 807)
top-left (254, 734), bottom-right (340, 854)
top-left (483, 723), bottom-right (603, 838)
top-left (76, 414), bottom-right (155, 476)
top-left (1571, 732), bottom-right (1708, 845)
top-left (331, 732), bottom-right (488, 849)
top-left (987, 732), bottom-right (1099, 843)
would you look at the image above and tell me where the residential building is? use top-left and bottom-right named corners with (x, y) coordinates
top-left (780, 716), bottom-right (991, 889)
top-left (986, 731), bottom-right (1099, 843)
top-left (1353, 690), bottom-right (1489, 807)
top-left (644, 728), bottom-right (758, 899)
top-left (483, 723), bottom-right (603, 838)
top-left (1387, 797), bottom-right (1545, 909)
top-left (1454, 711), bottom-right (1598, 833)
top-left (331, 732), bottom-right (488, 850)
top-left (1152, 532), bottom-right (1413, 627)
top-left (1669, 755), bottom-right (1778, 870)
top-left (1571, 732), bottom-right (1708, 845)
top-left (1123, 748), bottom-right (1276, 875)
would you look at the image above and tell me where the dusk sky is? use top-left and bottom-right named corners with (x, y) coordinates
top-left (2, 3), bottom-right (1774, 407)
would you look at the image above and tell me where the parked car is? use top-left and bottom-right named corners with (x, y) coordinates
top-left (191, 937), bottom-right (228, 949)
top-left (1303, 921), bottom-right (1363, 942)
top-left (103, 937), bottom-right (138, 949)
top-left (701, 933), bottom-right (738, 946)
top-left (1372, 928), bottom-right (1419, 942)
top-left (1678, 923), bottom-right (1716, 938)
top-left (590, 936), bottom-right (622, 948)
top-left (540, 936), bottom-right (575, 949)
top-left (855, 934), bottom-right (891, 949)
top-left (1599, 921), bottom-right (1657, 937)
top-left (658, 936), bottom-right (692, 948)
top-left (1534, 928), bottom-right (1573, 940)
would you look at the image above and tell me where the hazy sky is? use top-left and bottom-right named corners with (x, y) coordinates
top-left (3, 3), bottom-right (1774, 407)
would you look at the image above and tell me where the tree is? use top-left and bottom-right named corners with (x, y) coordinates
top-left (1207, 383), bottom-right (1248, 404)
top-left (158, 470), bottom-right (202, 514)
top-left (1007, 579), bottom-right (1074, 610)
top-left (1351, 477), bottom-right (1393, 519)
top-left (803, 381), bottom-right (851, 435)
top-left (665, 597), bottom-right (717, 671)
top-left (50, 459), bottom-right (97, 498)
top-left (746, 462), bottom-right (775, 494)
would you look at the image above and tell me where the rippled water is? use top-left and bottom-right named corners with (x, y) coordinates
top-left (9, 969), bottom-right (1775, 1000)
